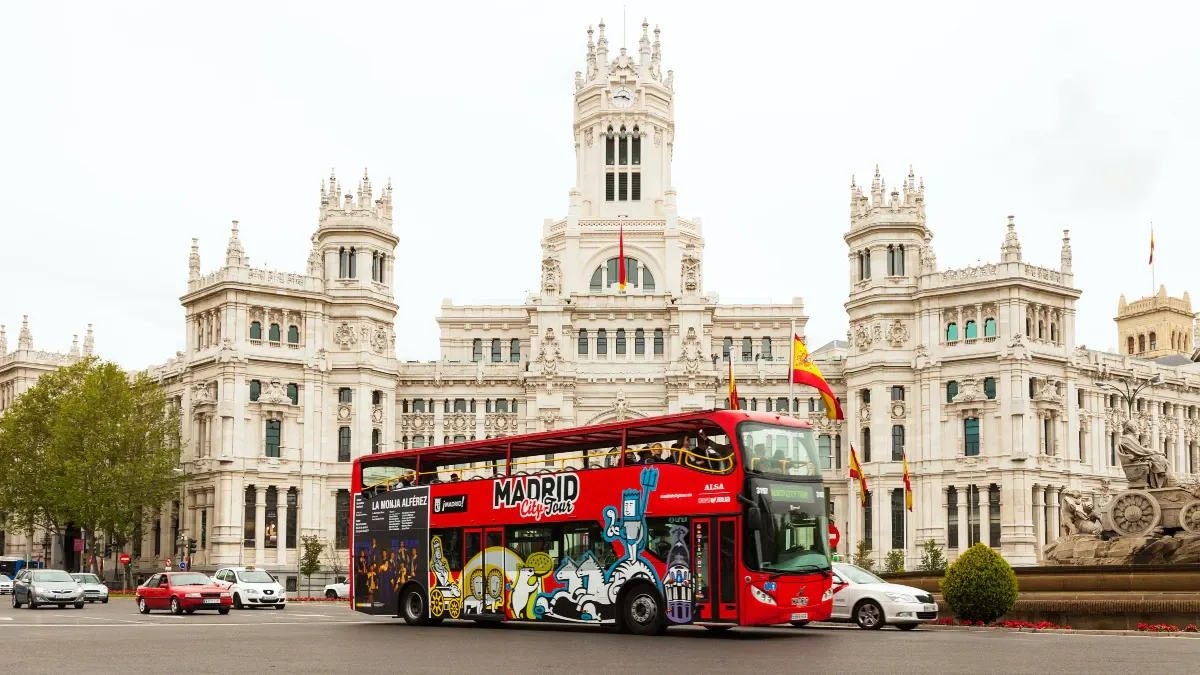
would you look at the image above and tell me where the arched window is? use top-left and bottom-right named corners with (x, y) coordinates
top-left (634, 329), bottom-right (645, 355)
top-left (1127, 336), bottom-right (1135, 354)
top-left (761, 337), bottom-right (772, 360)
top-left (984, 377), bottom-right (996, 400)
top-left (863, 250), bottom-right (872, 279)
top-left (1050, 323), bottom-right (1058, 343)
top-left (631, 126), bottom-right (641, 165)
top-left (597, 329), bottom-right (608, 355)
top-left (371, 429), bottom-right (381, 455)
top-left (250, 321), bottom-right (262, 340)
top-left (722, 337), bottom-right (732, 361)
top-left (887, 245), bottom-right (895, 275)
top-left (472, 338), bottom-right (482, 362)
top-left (338, 388), bottom-right (352, 403)
top-left (1149, 331), bottom-right (1157, 350)
top-left (590, 267), bottom-right (603, 292)
top-left (896, 244), bottom-right (904, 275)
top-left (965, 320), bottom-right (977, 339)
top-left (268, 323), bottom-right (281, 342)
top-left (1026, 318), bottom-right (1032, 337)
top-left (348, 247), bottom-right (357, 278)
top-left (947, 380), bottom-right (958, 403)
top-left (605, 126), bottom-right (615, 165)
top-left (1038, 321), bottom-right (1045, 340)
top-left (616, 329), bottom-right (627, 355)
top-left (643, 268), bottom-right (655, 291)
top-left (510, 338), bottom-right (520, 362)
top-left (578, 329), bottom-right (588, 355)
top-left (491, 338), bottom-right (502, 362)
top-left (741, 337), bottom-right (753, 361)
top-left (250, 379), bottom-right (261, 401)
top-left (946, 322), bottom-right (959, 342)
top-left (653, 329), bottom-right (664, 355)
top-left (287, 325), bottom-right (299, 344)
top-left (371, 252), bottom-right (378, 282)
top-left (338, 247), bottom-right (347, 278)
top-left (378, 254), bottom-right (386, 283)
top-left (287, 383), bottom-right (298, 405)
top-left (1138, 335), bottom-right (1146, 353)
top-left (984, 318), bottom-right (997, 337)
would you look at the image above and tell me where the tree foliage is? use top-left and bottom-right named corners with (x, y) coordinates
top-left (0, 357), bottom-right (182, 569)
top-left (939, 543), bottom-right (1019, 623)
top-left (852, 539), bottom-right (875, 571)
top-left (918, 539), bottom-right (948, 572)
top-left (884, 549), bottom-right (905, 573)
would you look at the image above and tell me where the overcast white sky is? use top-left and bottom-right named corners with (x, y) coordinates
top-left (2, 1), bottom-right (1198, 369)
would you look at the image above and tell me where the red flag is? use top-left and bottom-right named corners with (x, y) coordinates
top-left (848, 445), bottom-right (867, 506)
top-left (728, 358), bottom-right (740, 410)
top-left (1149, 226), bottom-right (1155, 265)
top-left (618, 223), bottom-right (627, 292)
top-left (791, 334), bottom-right (845, 420)
top-left (902, 451), bottom-right (913, 511)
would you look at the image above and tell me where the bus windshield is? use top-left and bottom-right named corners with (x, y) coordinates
top-left (746, 478), bottom-right (830, 574)
top-left (737, 422), bottom-right (820, 476)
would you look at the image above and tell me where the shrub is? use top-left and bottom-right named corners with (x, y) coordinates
top-left (884, 549), bottom-right (905, 573)
top-left (852, 540), bottom-right (875, 571)
top-left (939, 543), bottom-right (1019, 624)
top-left (918, 539), bottom-right (948, 572)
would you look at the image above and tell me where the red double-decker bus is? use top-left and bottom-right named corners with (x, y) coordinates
top-left (349, 409), bottom-right (833, 634)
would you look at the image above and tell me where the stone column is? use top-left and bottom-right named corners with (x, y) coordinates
top-left (205, 488), bottom-right (215, 553)
top-left (956, 485), bottom-right (969, 551)
top-left (1176, 406), bottom-right (1187, 475)
top-left (255, 485), bottom-right (267, 564)
top-left (193, 491), bottom-right (204, 557)
top-left (940, 486), bottom-right (950, 548)
top-left (277, 497), bottom-right (288, 567)
top-left (1047, 487), bottom-right (1061, 542)
top-left (979, 484), bottom-right (991, 547)
top-left (1032, 486), bottom-right (1045, 555)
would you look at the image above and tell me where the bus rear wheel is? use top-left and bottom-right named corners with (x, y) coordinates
top-left (401, 587), bottom-right (442, 626)
top-left (622, 585), bottom-right (666, 636)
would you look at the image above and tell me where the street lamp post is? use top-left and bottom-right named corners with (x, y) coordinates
top-left (1097, 373), bottom-right (1164, 418)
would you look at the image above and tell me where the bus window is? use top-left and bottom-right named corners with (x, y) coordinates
top-left (737, 422), bottom-right (819, 476)
top-left (644, 517), bottom-right (689, 563)
top-left (562, 524), bottom-right (614, 568)
top-left (507, 526), bottom-right (559, 566)
top-left (360, 457), bottom-right (418, 490)
top-left (431, 529), bottom-right (464, 572)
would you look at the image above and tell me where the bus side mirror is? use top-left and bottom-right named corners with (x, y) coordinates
top-left (746, 506), bottom-right (763, 531)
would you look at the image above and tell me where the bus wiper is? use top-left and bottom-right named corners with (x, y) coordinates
top-left (768, 564), bottom-right (827, 579)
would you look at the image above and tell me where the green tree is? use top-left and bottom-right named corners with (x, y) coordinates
top-left (918, 539), bottom-right (948, 572)
top-left (939, 543), bottom-right (1019, 623)
top-left (0, 357), bottom-right (183, 573)
top-left (852, 539), bottom-right (875, 571)
top-left (884, 549), bottom-right (905, 573)
top-left (300, 535), bottom-right (325, 597)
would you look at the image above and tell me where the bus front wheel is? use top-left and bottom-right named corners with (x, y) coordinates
top-left (622, 585), bottom-right (666, 636)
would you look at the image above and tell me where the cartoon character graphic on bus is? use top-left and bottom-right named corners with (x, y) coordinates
top-left (428, 535), bottom-right (462, 618)
top-left (535, 466), bottom-right (662, 623)
top-left (663, 524), bottom-right (693, 623)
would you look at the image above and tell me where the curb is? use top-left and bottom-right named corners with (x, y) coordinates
top-left (917, 624), bottom-right (1200, 637)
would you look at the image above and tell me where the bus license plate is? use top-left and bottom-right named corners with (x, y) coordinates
top-left (204, 599), bottom-right (221, 604)
top-left (791, 612), bottom-right (808, 621)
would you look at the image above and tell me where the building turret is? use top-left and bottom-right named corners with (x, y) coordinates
top-left (83, 324), bottom-right (94, 356)
top-left (0, 324), bottom-right (7, 356)
top-left (225, 221), bottom-right (248, 267)
top-left (1000, 216), bottom-right (1022, 263)
top-left (68, 335), bottom-right (80, 359)
top-left (18, 315), bottom-right (32, 350)
top-left (189, 238), bottom-right (201, 281)
top-left (1060, 229), bottom-right (1073, 275)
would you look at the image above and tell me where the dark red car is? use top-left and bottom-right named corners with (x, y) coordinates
top-left (136, 572), bottom-right (231, 615)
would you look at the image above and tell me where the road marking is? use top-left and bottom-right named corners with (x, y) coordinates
top-left (0, 617), bottom-right (12, 621)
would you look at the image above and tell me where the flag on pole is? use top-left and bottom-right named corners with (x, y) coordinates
top-left (902, 451), bottom-right (913, 511)
top-left (618, 223), bottom-right (627, 292)
top-left (1149, 225), bottom-right (1155, 265)
top-left (728, 358), bottom-right (740, 410)
top-left (791, 334), bottom-right (845, 420)
top-left (848, 444), bottom-right (867, 506)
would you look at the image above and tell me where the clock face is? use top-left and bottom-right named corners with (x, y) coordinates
top-left (611, 87), bottom-right (634, 109)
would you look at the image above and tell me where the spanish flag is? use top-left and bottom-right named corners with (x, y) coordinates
top-left (728, 358), bottom-right (740, 410)
top-left (1148, 225), bottom-right (1154, 265)
top-left (618, 223), bottom-right (627, 292)
top-left (902, 451), bottom-right (913, 511)
top-left (849, 444), bottom-right (867, 506)
top-left (791, 334), bottom-right (844, 420)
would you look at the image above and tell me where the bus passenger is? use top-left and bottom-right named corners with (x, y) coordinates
top-left (670, 435), bottom-right (690, 464)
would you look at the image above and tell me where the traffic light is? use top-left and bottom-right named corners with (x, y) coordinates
top-left (187, 538), bottom-right (197, 554)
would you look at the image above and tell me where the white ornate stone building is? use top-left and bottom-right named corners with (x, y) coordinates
top-left (5, 21), bottom-right (1200, 578)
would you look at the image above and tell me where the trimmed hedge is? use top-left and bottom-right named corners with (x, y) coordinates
top-left (939, 543), bottom-right (1019, 623)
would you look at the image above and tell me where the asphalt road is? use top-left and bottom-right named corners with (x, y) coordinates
top-left (2, 598), bottom-right (1197, 675)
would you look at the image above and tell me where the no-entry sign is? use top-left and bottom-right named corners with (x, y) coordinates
top-left (119, 553), bottom-right (131, 566)
top-left (828, 523), bottom-right (841, 550)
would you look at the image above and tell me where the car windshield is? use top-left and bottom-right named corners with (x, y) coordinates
top-left (238, 570), bottom-right (275, 583)
top-left (738, 422), bottom-right (820, 476)
top-left (0, 575), bottom-right (10, 582)
top-left (835, 564), bottom-right (885, 585)
top-left (33, 570), bottom-right (76, 583)
top-left (169, 573), bottom-right (212, 586)
top-left (72, 574), bottom-right (101, 584)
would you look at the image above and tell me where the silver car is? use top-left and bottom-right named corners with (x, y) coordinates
top-left (71, 573), bottom-right (110, 603)
top-left (11, 569), bottom-right (84, 609)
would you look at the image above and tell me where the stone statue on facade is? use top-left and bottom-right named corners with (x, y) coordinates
top-left (258, 378), bottom-right (292, 405)
top-left (1116, 421), bottom-right (1171, 489)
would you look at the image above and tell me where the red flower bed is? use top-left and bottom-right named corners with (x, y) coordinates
top-left (1136, 623), bottom-right (1195, 633)
top-left (931, 618), bottom-right (1070, 630)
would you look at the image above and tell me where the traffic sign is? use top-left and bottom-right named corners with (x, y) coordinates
top-left (165, 556), bottom-right (172, 571)
top-left (828, 523), bottom-right (841, 550)
top-left (73, 539), bottom-right (84, 552)
top-left (119, 553), bottom-right (131, 566)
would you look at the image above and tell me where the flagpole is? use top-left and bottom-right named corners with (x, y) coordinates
top-left (788, 319), bottom-right (795, 413)
top-left (1150, 222), bottom-right (1155, 296)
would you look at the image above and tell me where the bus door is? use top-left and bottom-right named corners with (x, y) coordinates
top-left (691, 516), bottom-right (740, 623)
top-left (464, 526), bottom-right (506, 617)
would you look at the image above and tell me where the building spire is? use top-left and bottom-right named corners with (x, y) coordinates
top-left (18, 315), bottom-right (32, 350)
top-left (596, 19), bottom-right (609, 70)
top-left (225, 220), bottom-right (248, 267)
top-left (68, 334), bottom-right (80, 359)
top-left (83, 324), bottom-right (94, 356)
top-left (1060, 229), bottom-right (1073, 274)
top-left (189, 238), bottom-right (201, 281)
top-left (639, 18), bottom-right (651, 65)
top-left (650, 24), bottom-right (662, 80)
top-left (0, 325), bottom-right (7, 356)
top-left (1001, 215), bottom-right (1023, 263)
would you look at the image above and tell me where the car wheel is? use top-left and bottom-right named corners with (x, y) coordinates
top-left (790, 621), bottom-right (810, 627)
top-left (232, 593), bottom-right (243, 610)
top-left (27, 595), bottom-right (37, 610)
top-left (102, 598), bottom-right (108, 604)
top-left (218, 608), bottom-right (230, 615)
top-left (621, 584), bottom-right (666, 636)
top-left (325, 589), bottom-right (338, 599)
top-left (74, 602), bottom-right (85, 609)
top-left (137, 597), bottom-right (150, 614)
top-left (854, 600), bottom-right (885, 630)
top-left (11, 593), bottom-right (20, 609)
top-left (170, 597), bottom-right (183, 615)
top-left (400, 586), bottom-right (431, 626)
top-left (897, 623), bottom-right (918, 631)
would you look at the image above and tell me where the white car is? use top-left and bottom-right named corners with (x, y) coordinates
top-left (818, 563), bottom-right (938, 630)
top-left (70, 573), bottom-right (109, 603)
top-left (0, 575), bottom-right (12, 595)
top-left (323, 580), bottom-right (349, 599)
top-left (211, 566), bottom-right (286, 609)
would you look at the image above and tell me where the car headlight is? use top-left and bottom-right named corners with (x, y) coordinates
top-left (750, 585), bottom-right (777, 606)
top-left (821, 587), bottom-right (834, 602)
top-left (886, 592), bottom-right (918, 603)
top-left (185, 593), bottom-right (203, 598)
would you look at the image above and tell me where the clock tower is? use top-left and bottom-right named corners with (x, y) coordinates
top-left (572, 19), bottom-right (675, 220)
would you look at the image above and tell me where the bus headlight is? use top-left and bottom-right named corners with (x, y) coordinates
top-left (821, 587), bottom-right (834, 602)
top-left (750, 585), bottom-right (777, 606)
